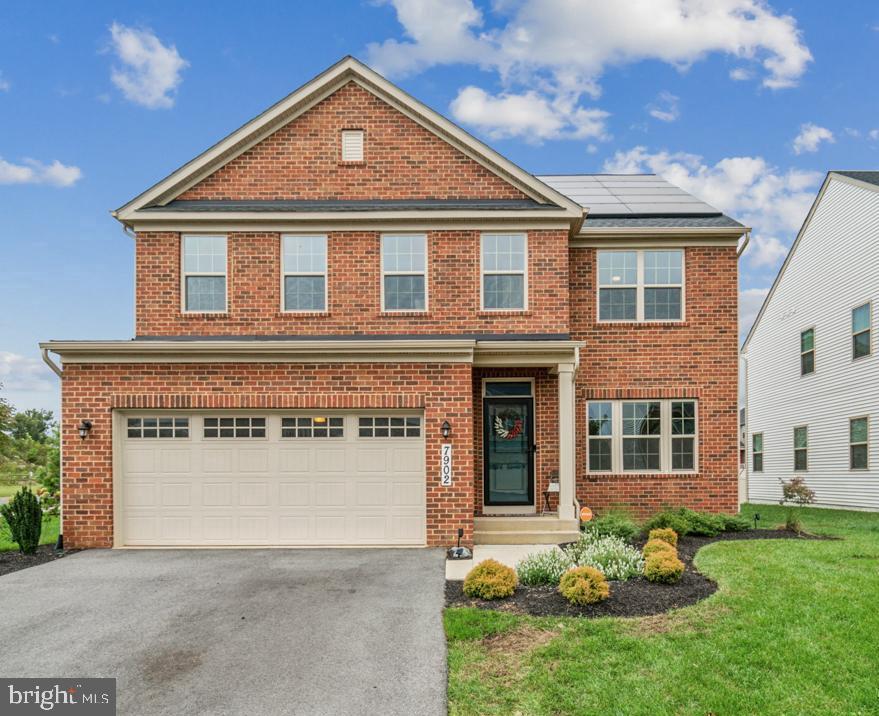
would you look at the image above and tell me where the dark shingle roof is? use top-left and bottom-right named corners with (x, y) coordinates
top-left (143, 198), bottom-right (556, 212)
top-left (834, 171), bottom-right (879, 188)
top-left (133, 333), bottom-right (571, 342)
top-left (582, 214), bottom-right (744, 228)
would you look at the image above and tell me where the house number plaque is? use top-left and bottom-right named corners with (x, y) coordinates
top-left (441, 444), bottom-right (453, 486)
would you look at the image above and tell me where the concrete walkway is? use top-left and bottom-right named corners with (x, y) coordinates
top-left (0, 548), bottom-right (447, 716)
top-left (445, 543), bottom-right (562, 580)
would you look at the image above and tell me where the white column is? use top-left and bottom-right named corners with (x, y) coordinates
top-left (557, 363), bottom-right (577, 520)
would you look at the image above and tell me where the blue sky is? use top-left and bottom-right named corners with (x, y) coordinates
top-left (1, 1), bottom-right (877, 415)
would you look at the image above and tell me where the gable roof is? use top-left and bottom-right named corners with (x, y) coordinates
top-left (741, 170), bottom-right (879, 352)
top-left (114, 56), bottom-right (581, 223)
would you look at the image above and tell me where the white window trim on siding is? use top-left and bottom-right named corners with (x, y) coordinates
top-left (852, 301), bottom-right (872, 361)
top-left (596, 249), bottom-right (686, 323)
top-left (793, 424), bottom-right (809, 472)
top-left (849, 415), bottom-right (869, 471)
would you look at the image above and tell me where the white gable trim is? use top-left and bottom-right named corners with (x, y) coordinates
top-left (741, 172), bottom-right (879, 352)
top-left (114, 57), bottom-right (582, 223)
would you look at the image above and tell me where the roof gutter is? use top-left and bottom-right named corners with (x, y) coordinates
top-left (736, 229), bottom-right (751, 257)
top-left (41, 347), bottom-right (63, 378)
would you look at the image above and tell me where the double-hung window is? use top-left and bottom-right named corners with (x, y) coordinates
top-left (586, 399), bottom-right (697, 473)
top-left (852, 302), bottom-right (871, 359)
top-left (850, 417), bottom-right (869, 470)
top-left (800, 328), bottom-right (815, 375)
top-left (793, 426), bottom-right (808, 471)
top-left (481, 233), bottom-right (527, 310)
top-left (182, 235), bottom-right (227, 312)
top-left (283, 235), bottom-right (327, 312)
top-left (598, 249), bottom-right (683, 321)
top-left (381, 234), bottom-right (426, 311)
top-left (752, 433), bottom-right (764, 472)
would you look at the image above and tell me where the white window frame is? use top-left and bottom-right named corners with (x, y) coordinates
top-left (380, 233), bottom-right (428, 313)
top-left (480, 233), bottom-right (528, 311)
top-left (793, 425), bottom-right (808, 472)
top-left (181, 234), bottom-right (227, 314)
top-left (341, 129), bottom-right (364, 162)
top-left (852, 301), bottom-right (872, 361)
top-left (752, 432), bottom-right (764, 473)
top-left (596, 249), bottom-right (685, 323)
top-left (281, 234), bottom-right (328, 313)
top-left (585, 399), bottom-right (698, 473)
top-left (849, 416), bottom-right (869, 471)
top-left (800, 326), bottom-right (816, 376)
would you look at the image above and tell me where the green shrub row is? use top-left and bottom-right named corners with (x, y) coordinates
top-left (582, 507), bottom-right (750, 541)
top-left (641, 529), bottom-right (685, 584)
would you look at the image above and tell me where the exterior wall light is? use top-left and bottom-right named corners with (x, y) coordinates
top-left (78, 420), bottom-right (93, 440)
top-left (441, 420), bottom-right (451, 439)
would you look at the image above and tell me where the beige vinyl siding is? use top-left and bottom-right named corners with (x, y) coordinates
top-left (745, 177), bottom-right (879, 510)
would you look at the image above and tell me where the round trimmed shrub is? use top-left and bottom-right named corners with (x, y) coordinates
top-left (642, 510), bottom-right (692, 536)
top-left (644, 552), bottom-right (685, 584)
top-left (648, 527), bottom-right (678, 547)
top-left (642, 538), bottom-right (676, 559)
top-left (463, 559), bottom-right (517, 600)
top-left (558, 566), bottom-right (610, 605)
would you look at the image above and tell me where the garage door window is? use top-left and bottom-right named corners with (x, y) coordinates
top-left (127, 417), bottom-right (190, 439)
top-left (358, 416), bottom-right (421, 438)
top-left (203, 417), bottom-right (266, 439)
top-left (282, 417), bottom-right (344, 438)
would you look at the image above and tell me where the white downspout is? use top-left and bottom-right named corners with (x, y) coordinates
top-left (41, 347), bottom-right (64, 547)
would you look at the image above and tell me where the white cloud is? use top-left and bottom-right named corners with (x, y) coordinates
top-left (869, 129), bottom-right (879, 141)
top-left (647, 91), bottom-right (680, 122)
top-left (729, 67), bottom-right (752, 81)
top-left (746, 235), bottom-right (788, 268)
top-left (108, 22), bottom-right (188, 109)
top-left (450, 86), bottom-right (608, 141)
top-left (0, 71), bottom-right (9, 92)
top-left (602, 146), bottom-right (820, 236)
top-left (368, 1), bottom-right (810, 143)
top-left (0, 157), bottom-right (82, 187)
top-left (0, 353), bottom-right (54, 392)
top-left (792, 123), bottom-right (835, 154)
top-left (740, 287), bottom-right (770, 337)
top-left (843, 127), bottom-right (860, 138)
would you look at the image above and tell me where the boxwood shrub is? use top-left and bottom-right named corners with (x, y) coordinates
top-left (463, 559), bottom-right (517, 600)
top-left (558, 566), bottom-right (610, 605)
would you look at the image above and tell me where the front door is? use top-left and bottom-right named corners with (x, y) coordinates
top-left (483, 382), bottom-right (535, 507)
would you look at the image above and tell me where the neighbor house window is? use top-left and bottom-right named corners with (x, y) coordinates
top-left (341, 129), bottom-right (364, 162)
top-left (381, 235), bottom-right (426, 311)
top-left (598, 249), bottom-right (683, 321)
top-left (800, 328), bottom-right (815, 375)
top-left (793, 426), bottom-right (808, 471)
top-left (850, 417), bottom-right (869, 470)
top-left (182, 235), bottom-right (227, 312)
top-left (586, 399), bottom-right (697, 472)
top-left (127, 417), bottom-right (189, 439)
top-left (283, 235), bottom-right (327, 311)
top-left (752, 433), bottom-right (764, 472)
top-left (203, 417), bottom-right (266, 439)
top-left (358, 416), bottom-right (422, 438)
top-left (852, 302), bottom-right (871, 359)
top-left (481, 233), bottom-right (527, 310)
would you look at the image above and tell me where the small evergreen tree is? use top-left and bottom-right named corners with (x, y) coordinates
top-left (0, 486), bottom-right (42, 554)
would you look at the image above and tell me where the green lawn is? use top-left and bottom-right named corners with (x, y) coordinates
top-left (0, 482), bottom-right (30, 499)
top-left (0, 514), bottom-right (59, 552)
top-left (446, 505), bottom-right (879, 715)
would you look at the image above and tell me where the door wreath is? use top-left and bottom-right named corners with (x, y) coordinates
top-left (493, 410), bottom-right (524, 440)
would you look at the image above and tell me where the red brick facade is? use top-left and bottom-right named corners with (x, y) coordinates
top-left (57, 69), bottom-right (740, 548)
top-left (135, 229), bottom-right (569, 337)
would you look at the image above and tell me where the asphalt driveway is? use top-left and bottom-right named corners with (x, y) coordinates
top-left (0, 548), bottom-right (447, 715)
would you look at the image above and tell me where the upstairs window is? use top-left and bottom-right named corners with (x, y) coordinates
top-left (752, 433), bottom-right (764, 472)
top-left (852, 302), bottom-right (871, 360)
top-left (850, 417), bottom-right (869, 470)
top-left (793, 425), bottom-right (808, 471)
top-left (183, 235), bottom-right (226, 312)
top-left (283, 235), bottom-right (327, 312)
top-left (481, 233), bottom-right (527, 310)
top-left (341, 130), bottom-right (364, 162)
top-left (381, 235), bottom-right (426, 311)
top-left (800, 328), bottom-right (815, 375)
top-left (598, 249), bottom-right (683, 321)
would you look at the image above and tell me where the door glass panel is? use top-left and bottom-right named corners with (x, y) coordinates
top-left (485, 399), bottom-right (531, 505)
top-left (484, 381), bottom-right (532, 397)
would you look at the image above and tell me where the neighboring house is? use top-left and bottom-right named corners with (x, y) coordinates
top-left (41, 57), bottom-right (744, 550)
top-left (742, 171), bottom-right (879, 511)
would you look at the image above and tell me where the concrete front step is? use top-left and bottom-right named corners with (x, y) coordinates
top-left (473, 516), bottom-right (581, 545)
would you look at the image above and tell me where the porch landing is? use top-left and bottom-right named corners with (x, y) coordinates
top-left (446, 543), bottom-right (562, 580)
top-left (473, 515), bottom-right (580, 545)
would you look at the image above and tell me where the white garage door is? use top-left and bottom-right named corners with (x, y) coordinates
top-left (118, 412), bottom-right (426, 547)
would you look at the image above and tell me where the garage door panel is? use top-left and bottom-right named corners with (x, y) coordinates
top-left (121, 412), bottom-right (425, 546)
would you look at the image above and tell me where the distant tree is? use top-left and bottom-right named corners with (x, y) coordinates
top-left (0, 384), bottom-right (13, 456)
top-left (35, 428), bottom-right (60, 495)
top-left (9, 409), bottom-right (55, 443)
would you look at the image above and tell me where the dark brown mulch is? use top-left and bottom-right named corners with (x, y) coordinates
top-left (445, 529), bottom-right (827, 618)
top-left (0, 544), bottom-right (73, 577)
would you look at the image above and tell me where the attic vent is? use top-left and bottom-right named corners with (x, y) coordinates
top-left (341, 129), bottom-right (364, 162)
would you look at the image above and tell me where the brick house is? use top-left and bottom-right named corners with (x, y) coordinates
top-left (41, 57), bottom-right (745, 550)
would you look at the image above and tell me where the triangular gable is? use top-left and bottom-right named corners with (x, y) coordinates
top-left (114, 56), bottom-right (581, 220)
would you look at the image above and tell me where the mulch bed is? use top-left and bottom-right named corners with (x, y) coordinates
top-left (0, 545), bottom-right (73, 577)
top-left (445, 529), bottom-right (828, 618)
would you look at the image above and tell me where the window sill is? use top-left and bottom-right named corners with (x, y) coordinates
top-left (278, 311), bottom-right (331, 317)
top-left (594, 321), bottom-right (688, 328)
top-left (478, 310), bottom-right (531, 317)
top-left (585, 471), bottom-right (701, 479)
top-left (337, 161), bottom-right (366, 167)
top-left (180, 312), bottom-right (229, 319)
top-left (379, 311), bottom-right (430, 317)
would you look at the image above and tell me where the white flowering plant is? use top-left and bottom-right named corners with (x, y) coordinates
top-left (516, 548), bottom-right (575, 586)
top-left (564, 533), bottom-right (644, 581)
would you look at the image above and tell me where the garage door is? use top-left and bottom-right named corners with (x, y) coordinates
top-left (118, 412), bottom-right (426, 547)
